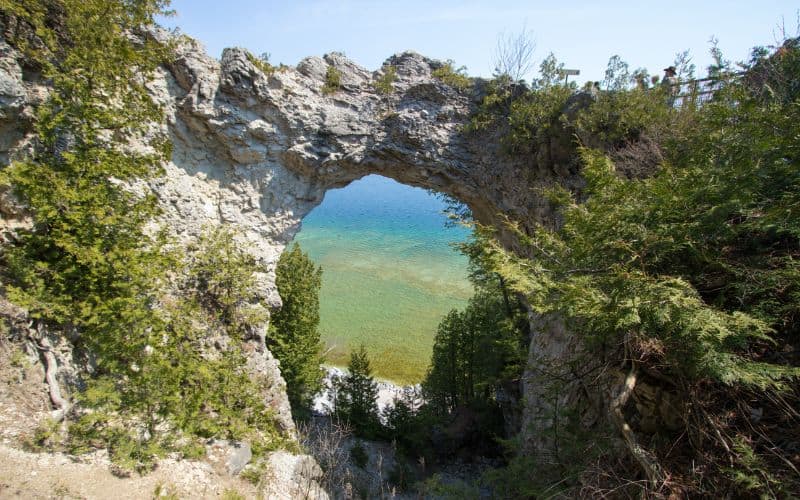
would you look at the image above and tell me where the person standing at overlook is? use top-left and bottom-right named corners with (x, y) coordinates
top-left (662, 65), bottom-right (679, 105)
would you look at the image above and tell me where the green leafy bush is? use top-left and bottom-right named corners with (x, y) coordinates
top-left (480, 38), bottom-right (800, 496)
top-left (221, 489), bottom-right (246, 500)
top-left (373, 65), bottom-right (397, 95)
top-left (62, 228), bottom-right (291, 471)
top-left (432, 60), bottom-right (471, 90)
top-left (322, 65), bottom-right (342, 94)
top-left (467, 53), bottom-right (574, 152)
top-left (240, 461), bottom-right (268, 485)
top-left (245, 50), bottom-right (275, 76)
top-left (573, 56), bottom-right (675, 148)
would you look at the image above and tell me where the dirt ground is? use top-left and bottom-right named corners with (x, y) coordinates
top-left (0, 444), bottom-right (260, 499)
top-left (0, 339), bottom-right (262, 499)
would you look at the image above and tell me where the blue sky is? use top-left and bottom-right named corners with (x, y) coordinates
top-left (160, 1), bottom-right (798, 83)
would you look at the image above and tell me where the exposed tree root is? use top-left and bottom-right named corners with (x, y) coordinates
top-left (610, 364), bottom-right (665, 490)
top-left (33, 323), bottom-right (70, 422)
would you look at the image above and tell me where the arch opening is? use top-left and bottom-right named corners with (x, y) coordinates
top-left (291, 174), bottom-right (474, 384)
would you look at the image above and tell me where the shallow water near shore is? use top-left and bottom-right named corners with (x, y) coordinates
top-left (292, 175), bottom-right (472, 384)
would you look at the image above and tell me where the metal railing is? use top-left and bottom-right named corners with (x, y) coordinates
top-left (668, 72), bottom-right (744, 108)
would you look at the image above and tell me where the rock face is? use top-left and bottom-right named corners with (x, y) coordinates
top-left (0, 27), bottom-right (589, 468)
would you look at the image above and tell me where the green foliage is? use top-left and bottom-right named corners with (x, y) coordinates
top-left (322, 65), bottom-right (342, 95)
top-left (490, 144), bottom-right (798, 389)
top-left (64, 228), bottom-right (290, 471)
top-left (725, 436), bottom-right (786, 496)
top-left (391, 230), bottom-right (528, 466)
top-left (1, 2), bottom-right (175, 469)
top-left (373, 65), bottom-right (397, 95)
top-left (245, 50), bottom-right (275, 76)
top-left (381, 393), bottom-right (415, 441)
top-left (573, 56), bottom-right (676, 148)
top-left (469, 52), bottom-right (679, 155)
top-left (152, 482), bottom-right (180, 500)
top-left (419, 473), bottom-right (482, 498)
top-left (505, 85), bottom-right (572, 151)
top-left (423, 232), bottom-right (527, 416)
top-left (534, 52), bottom-right (570, 88)
top-left (178, 439), bottom-right (206, 460)
top-left (220, 489), bottom-right (247, 500)
top-left (268, 243), bottom-right (324, 416)
top-left (380, 388), bottom-right (436, 462)
top-left (431, 60), bottom-right (471, 90)
top-left (172, 230), bottom-right (288, 443)
top-left (23, 418), bottom-right (62, 452)
top-left (9, 346), bottom-right (30, 368)
top-left (0, 1), bottom-right (293, 471)
top-left (333, 344), bottom-right (380, 436)
top-left (1, 0), bottom-right (172, 367)
top-left (602, 55), bottom-right (631, 91)
top-left (468, 53), bottom-right (575, 152)
top-left (576, 85), bottom-right (673, 148)
top-left (240, 461), bottom-right (267, 485)
top-left (184, 226), bottom-right (267, 335)
top-left (479, 37), bottom-right (800, 496)
top-left (423, 291), bottom-right (521, 413)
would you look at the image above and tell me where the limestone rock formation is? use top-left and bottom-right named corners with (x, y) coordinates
top-left (145, 30), bottom-right (583, 307)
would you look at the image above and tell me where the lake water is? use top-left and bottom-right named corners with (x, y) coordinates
top-left (291, 175), bottom-right (472, 384)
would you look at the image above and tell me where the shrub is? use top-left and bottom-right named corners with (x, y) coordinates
top-left (432, 60), bottom-right (471, 90)
top-left (322, 65), bottom-right (342, 94)
top-left (373, 65), bottom-right (397, 95)
top-left (480, 38), bottom-right (800, 495)
top-left (221, 489), bottom-right (246, 500)
top-left (240, 461), bottom-right (268, 485)
top-left (245, 50), bottom-right (275, 76)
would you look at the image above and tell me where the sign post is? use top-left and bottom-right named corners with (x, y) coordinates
top-left (563, 69), bottom-right (580, 85)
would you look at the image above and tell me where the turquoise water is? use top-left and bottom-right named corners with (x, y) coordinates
top-left (292, 175), bottom-right (473, 383)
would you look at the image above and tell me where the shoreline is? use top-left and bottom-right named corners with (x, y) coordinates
top-left (312, 365), bottom-right (421, 417)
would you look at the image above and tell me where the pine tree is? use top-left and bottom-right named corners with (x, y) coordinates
top-left (334, 344), bottom-right (379, 436)
top-left (268, 243), bottom-right (324, 416)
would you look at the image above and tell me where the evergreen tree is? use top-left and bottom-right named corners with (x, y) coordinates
top-left (423, 231), bottom-right (528, 417)
top-left (481, 38), bottom-right (800, 495)
top-left (0, 1), bottom-right (293, 470)
top-left (334, 344), bottom-right (379, 436)
top-left (423, 289), bottom-right (525, 416)
top-left (268, 243), bottom-right (324, 416)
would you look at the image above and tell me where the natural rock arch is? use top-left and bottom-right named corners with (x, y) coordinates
top-left (153, 36), bottom-right (583, 306)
